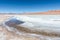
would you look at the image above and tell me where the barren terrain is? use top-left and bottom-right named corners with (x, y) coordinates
top-left (0, 14), bottom-right (41, 40)
top-left (0, 10), bottom-right (60, 40)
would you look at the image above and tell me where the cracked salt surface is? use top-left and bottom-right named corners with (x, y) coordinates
top-left (0, 25), bottom-right (59, 40)
top-left (1, 15), bottom-right (60, 40)
top-left (0, 25), bottom-right (41, 40)
top-left (0, 32), bottom-right (6, 40)
top-left (1, 25), bottom-right (60, 40)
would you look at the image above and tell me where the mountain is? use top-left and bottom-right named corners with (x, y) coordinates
top-left (25, 10), bottom-right (60, 15)
top-left (0, 10), bottom-right (60, 15)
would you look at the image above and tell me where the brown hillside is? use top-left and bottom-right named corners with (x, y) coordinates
top-left (25, 10), bottom-right (60, 15)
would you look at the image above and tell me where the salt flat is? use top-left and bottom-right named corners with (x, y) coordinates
top-left (0, 14), bottom-right (60, 40)
top-left (0, 14), bottom-right (41, 40)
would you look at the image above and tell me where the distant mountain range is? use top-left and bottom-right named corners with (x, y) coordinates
top-left (0, 10), bottom-right (60, 15)
top-left (25, 10), bottom-right (60, 15)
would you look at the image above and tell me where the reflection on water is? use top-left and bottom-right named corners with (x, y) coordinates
top-left (5, 18), bottom-right (24, 27)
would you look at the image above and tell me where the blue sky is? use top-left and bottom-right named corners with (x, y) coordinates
top-left (0, 0), bottom-right (60, 13)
